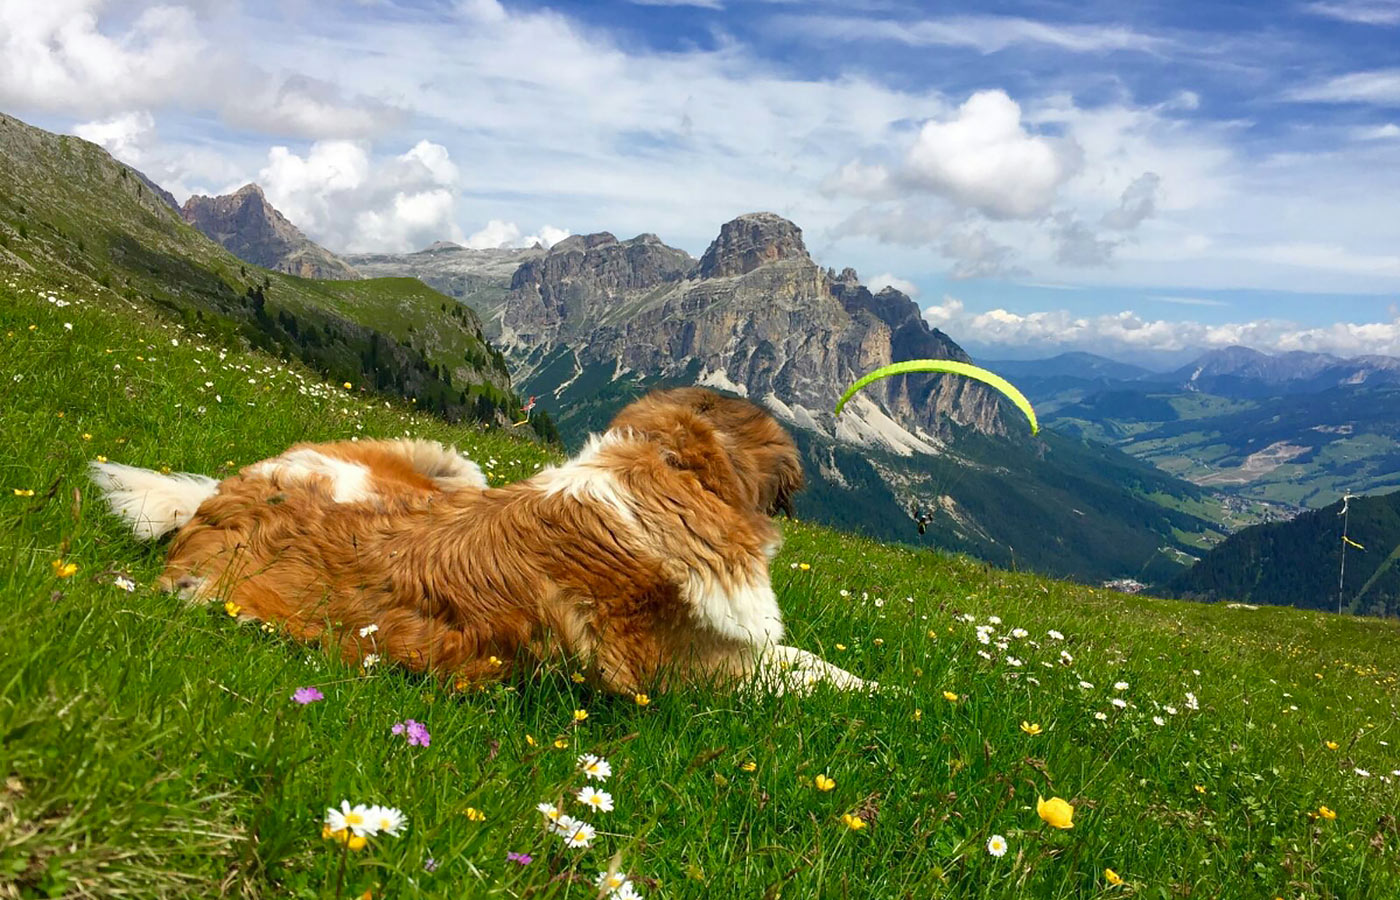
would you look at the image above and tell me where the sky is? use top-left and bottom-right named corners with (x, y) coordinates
top-left (3, 0), bottom-right (1400, 364)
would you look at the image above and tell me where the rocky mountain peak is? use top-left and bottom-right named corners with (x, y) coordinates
top-left (697, 212), bottom-right (809, 278)
top-left (182, 184), bottom-right (359, 280)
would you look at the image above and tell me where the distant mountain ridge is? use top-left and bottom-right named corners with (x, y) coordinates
top-left (182, 183), bottom-right (361, 280)
top-left (352, 212), bottom-right (1229, 584)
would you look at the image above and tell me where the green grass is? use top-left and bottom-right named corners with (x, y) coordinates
top-left (5, 269), bottom-right (1400, 899)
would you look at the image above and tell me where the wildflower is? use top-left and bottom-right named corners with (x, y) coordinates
top-left (12, 488), bottom-right (34, 497)
top-left (1048, 629), bottom-right (1064, 640)
top-left (1113, 682), bottom-right (1129, 691)
top-left (572, 672), bottom-right (587, 683)
top-left (835, 643), bottom-right (847, 651)
top-left (799, 562), bottom-right (811, 570)
top-left (1111, 698), bottom-right (1128, 709)
top-left (1355, 768), bottom-right (1372, 778)
top-left (362, 653), bottom-right (380, 670)
top-left (464, 807), bottom-right (486, 822)
top-left (1079, 680), bottom-right (1095, 690)
top-left (1021, 721), bottom-right (1043, 736)
top-left (1153, 716), bottom-right (1166, 726)
top-left (368, 805), bottom-right (407, 836)
top-left (553, 738), bottom-right (570, 749)
top-left (577, 786), bottom-right (615, 812)
top-left (1094, 711), bottom-right (1108, 721)
top-left (344, 382), bottom-right (353, 389)
top-left (224, 600), bottom-right (241, 617)
top-left (423, 857), bottom-right (438, 873)
top-left (614, 885), bottom-right (642, 900)
top-left (1037, 795), bottom-right (1075, 829)
top-left (81, 432), bottom-right (91, 440)
top-left (358, 624), bottom-right (379, 638)
top-left (634, 693), bottom-right (650, 706)
top-left (392, 719), bottom-right (432, 747)
top-left (291, 687), bottom-right (324, 705)
top-left (597, 871), bottom-right (632, 893)
top-left (579, 754), bottom-right (612, 781)
top-left (814, 774), bottom-right (836, 792)
top-left (1011, 627), bottom-right (1029, 638)
top-left (841, 813), bottom-right (867, 831)
top-left (51, 559), bottom-right (78, 578)
top-left (1165, 705), bottom-right (1177, 715)
top-left (987, 834), bottom-right (1008, 856)
top-left (1185, 692), bottom-right (1199, 711)
top-left (326, 801), bottom-right (377, 837)
top-left (573, 709), bottom-right (589, 722)
top-left (556, 815), bottom-right (596, 848)
top-left (943, 691), bottom-right (959, 702)
top-left (1318, 805), bottom-right (1337, 820)
top-left (113, 575), bottom-right (136, 592)
top-left (488, 655), bottom-right (503, 668)
top-left (1325, 740), bottom-right (1339, 750)
top-left (538, 802), bottom-right (563, 824)
top-left (1105, 868), bottom-right (1124, 886)
top-left (1006, 656), bottom-right (1023, 667)
top-left (977, 650), bottom-right (992, 661)
top-left (1194, 784), bottom-right (1206, 794)
top-left (526, 734), bottom-right (537, 747)
top-left (506, 851), bottom-right (533, 865)
top-left (95, 455), bottom-right (107, 463)
top-left (987, 615), bottom-right (1002, 625)
top-left (740, 761), bottom-right (758, 772)
top-left (1059, 650), bottom-right (1074, 665)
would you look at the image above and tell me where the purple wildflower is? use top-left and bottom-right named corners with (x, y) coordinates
top-left (423, 856), bottom-right (438, 873)
top-left (506, 851), bottom-right (533, 866)
top-left (392, 719), bottom-right (431, 747)
top-left (291, 687), bottom-right (324, 705)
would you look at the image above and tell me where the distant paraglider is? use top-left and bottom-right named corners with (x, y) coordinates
top-left (835, 360), bottom-right (1040, 435)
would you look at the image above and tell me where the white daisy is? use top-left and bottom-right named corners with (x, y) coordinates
top-left (1111, 698), bottom-right (1128, 709)
top-left (1165, 706), bottom-right (1178, 715)
top-left (987, 615), bottom-right (1002, 625)
top-left (326, 801), bottom-right (378, 837)
top-left (362, 653), bottom-right (380, 669)
top-left (597, 871), bottom-right (631, 892)
top-left (1011, 628), bottom-right (1029, 639)
top-left (1153, 716), bottom-right (1166, 726)
top-left (613, 884), bottom-right (643, 900)
top-left (358, 624), bottom-right (379, 638)
top-left (987, 834), bottom-right (1008, 857)
top-left (579, 754), bottom-right (612, 782)
top-left (1094, 711), bottom-right (1108, 721)
top-left (1185, 692), bottom-right (1199, 710)
top-left (556, 815), bottom-right (596, 848)
top-left (1114, 682), bottom-right (1129, 691)
top-left (977, 650), bottom-right (992, 661)
top-left (1356, 767), bottom-right (1372, 778)
top-left (1048, 629), bottom-right (1064, 640)
top-left (113, 575), bottom-right (136, 592)
top-left (577, 786), bottom-right (615, 813)
top-left (1006, 656), bottom-right (1023, 667)
top-left (367, 804), bottom-right (407, 836)
top-left (1079, 680), bottom-right (1094, 690)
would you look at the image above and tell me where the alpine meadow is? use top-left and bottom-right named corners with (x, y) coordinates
top-left (6, 1), bottom-right (1400, 899)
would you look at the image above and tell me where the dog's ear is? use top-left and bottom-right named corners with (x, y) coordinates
top-left (648, 411), bottom-right (751, 510)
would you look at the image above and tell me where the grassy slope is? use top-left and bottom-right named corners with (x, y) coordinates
top-left (4, 270), bottom-right (1400, 899)
top-left (0, 113), bottom-right (524, 429)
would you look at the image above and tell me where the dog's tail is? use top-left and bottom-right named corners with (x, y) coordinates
top-left (88, 461), bottom-right (220, 540)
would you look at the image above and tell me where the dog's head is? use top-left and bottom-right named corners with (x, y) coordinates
top-left (607, 387), bottom-right (804, 518)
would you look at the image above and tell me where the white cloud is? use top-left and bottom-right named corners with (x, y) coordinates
top-left (1354, 123), bottom-right (1400, 139)
top-left (866, 273), bottom-right (920, 297)
top-left (464, 219), bottom-right (570, 249)
top-left (784, 14), bottom-right (1165, 54)
top-left (0, 1), bottom-right (399, 138)
top-left (924, 298), bottom-right (1400, 357)
top-left (901, 90), bottom-right (1079, 220)
top-left (941, 227), bottom-right (1026, 280)
top-left (1101, 172), bottom-right (1161, 230)
top-left (1287, 68), bottom-right (1400, 103)
top-left (73, 110), bottom-right (157, 165)
top-left (629, 0), bottom-right (724, 8)
top-left (257, 139), bottom-right (471, 252)
top-left (1303, 1), bottom-right (1400, 25)
top-left (1052, 214), bottom-right (1119, 266)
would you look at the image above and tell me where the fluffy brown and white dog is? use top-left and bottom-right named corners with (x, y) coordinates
top-left (91, 387), bottom-right (871, 695)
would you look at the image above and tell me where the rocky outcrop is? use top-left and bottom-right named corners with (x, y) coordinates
top-left (697, 212), bottom-right (809, 278)
top-left (181, 184), bottom-right (360, 280)
top-left (495, 213), bottom-right (1012, 450)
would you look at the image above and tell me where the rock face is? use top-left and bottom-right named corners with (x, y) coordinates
top-left (181, 184), bottom-right (360, 280)
top-left (697, 212), bottom-right (810, 278)
top-left (496, 212), bottom-right (1009, 449)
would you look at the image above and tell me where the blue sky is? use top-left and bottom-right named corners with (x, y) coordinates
top-left (3, 0), bottom-right (1400, 361)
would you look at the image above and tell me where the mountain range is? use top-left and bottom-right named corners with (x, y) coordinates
top-left (182, 183), bottom-right (361, 280)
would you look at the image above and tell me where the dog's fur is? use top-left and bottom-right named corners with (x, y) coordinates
top-left (92, 388), bottom-right (870, 695)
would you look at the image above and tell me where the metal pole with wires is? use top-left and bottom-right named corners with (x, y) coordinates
top-left (1338, 493), bottom-right (1352, 615)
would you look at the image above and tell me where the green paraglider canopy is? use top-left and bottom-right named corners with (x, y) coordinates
top-left (835, 360), bottom-right (1039, 435)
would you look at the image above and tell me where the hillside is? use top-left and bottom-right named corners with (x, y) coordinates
top-left (5, 266), bottom-right (1400, 898)
top-left (1171, 490), bottom-right (1400, 616)
top-left (0, 112), bottom-right (545, 436)
top-left (356, 218), bottom-right (1226, 585)
top-left (182, 183), bottom-right (361, 280)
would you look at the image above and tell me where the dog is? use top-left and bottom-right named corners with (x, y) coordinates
top-left (91, 387), bottom-right (872, 695)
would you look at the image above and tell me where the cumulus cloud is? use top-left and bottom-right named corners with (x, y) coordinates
top-left (941, 227), bottom-right (1026, 280)
top-left (258, 139), bottom-right (470, 252)
top-left (900, 90), bottom-right (1080, 220)
top-left (1051, 214), bottom-right (1119, 266)
top-left (0, 1), bottom-right (400, 138)
top-left (866, 273), bottom-right (920, 297)
top-left (924, 298), bottom-right (1400, 357)
top-left (73, 111), bottom-right (158, 166)
top-left (464, 220), bottom-right (570, 249)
